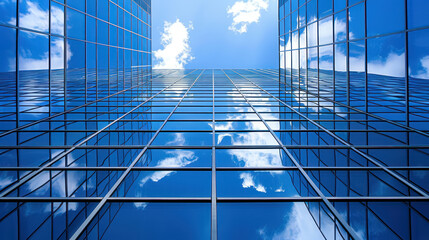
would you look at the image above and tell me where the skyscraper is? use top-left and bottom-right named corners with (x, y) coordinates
top-left (0, 0), bottom-right (153, 238)
top-left (279, 0), bottom-right (429, 239)
top-left (0, 0), bottom-right (429, 239)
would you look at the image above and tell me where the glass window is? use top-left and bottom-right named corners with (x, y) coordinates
top-left (19, 0), bottom-right (49, 32)
top-left (335, 43), bottom-right (347, 104)
top-left (319, 16), bottom-right (333, 45)
top-left (66, 39), bottom-right (85, 108)
top-left (67, 8), bottom-right (85, 40)
top-left (334, 10), bottom-right (347, 42)
top-left (307, 0), bottom-right (317, 23)
top-left (50, 2), bottom-right (64, 36)
top-left (292, 10), bottom-right (298, 31)
top-left (292, 0), bottom-right (298, 11)
top-left (298, 4), bottom-right (306, 28)
top-left (319, 0), bottom-right (333, 18)
top-left (408, 0), bottom-right (429, 29)
top-left (87, 16), bottom-right (96, 42)
top-left (87, 0), bottom-right (96, 16)
top-left (110, 2), bottom-right (118, 25)
top-left (0, 0), bottom-right (16, 25)
top-left (334, 0), bottom-right (346, 12)
top-left (408, 29), bottom-right (429, 129)
top-left (308, 22), bottom-right (317, 47)
top-left (102, 203), bottom-right (210, 239)
top-left (367, 0), bottom-right (405, 37)
top-left (349, 2), bottom-right (365, 40)
top-left (18, 30), bottom-right (49, 124)
top-left (68, 0), bottom-right (85, 12)
top-left (218, 202), bottom-right (324, 239)
top-left (97, 0), bottom-right (109, 21)
top-left (97, 20), bottom-right (108, 45)
top-left (367, 33), bottom-right (406, 122)
top-left (0, 26), bottom-right (16, 131)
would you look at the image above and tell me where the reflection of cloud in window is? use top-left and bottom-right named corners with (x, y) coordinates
top-left (18, 38), bottom-right (71, 71)
top-left (412, 56), bottom-right (429, 79)
top-left (284, 16), bottom-right (406, 77)
top-left (9, 1), bottom-right (49, 32)
top-left (216, 106), bottom-right (285, 192)
top-left (138, 150), bottom-right (197, 187)
top-left (10, 2), bottom-right (68, 71)
top-left (261, 203), bottom-right (324, 240)
top-left (240, 172), bottom-right (266, 192)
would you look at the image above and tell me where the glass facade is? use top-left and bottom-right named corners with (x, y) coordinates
top-left (279, 0), bottom-right (429, 239)
top-left (0, 0), bottom-right (153, 239)
top-left (0, 0), bottom-right (429, 239)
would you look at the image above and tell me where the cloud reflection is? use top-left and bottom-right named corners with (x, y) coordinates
top-left (269, 203), bottom-right (324, 240)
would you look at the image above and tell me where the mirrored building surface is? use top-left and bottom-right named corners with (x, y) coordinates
top-left (0, 0), bottom-right (429, 239)
top-left (1, 67), bottom-right (429, 239)
top-left (279, 0), bottom-right (429, 239)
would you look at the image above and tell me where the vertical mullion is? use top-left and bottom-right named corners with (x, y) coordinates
top-left (211, 69), bottom-right (217, 240)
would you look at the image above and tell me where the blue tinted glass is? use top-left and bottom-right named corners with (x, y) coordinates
top-left (68, 0), bottom-right (85, 12)
top-left (103, 203), bottom-right (210, 239)
top-left (0, 26), bottom-right (16, 73)
top-left (408, 29), bottom-right (429, 129)
top-left (87, 0), bottom-right (96, 16)
top-left (50, 2), bottom-right (64, 35)
top-left (408, 0), bottom-right (429, 29)
top-left (319, 0), bottom-right (333, 18)
top-left (19, 0), bottom-right (49, 32)
top-left (307, 0), bottom-right (317, 23)
top-left (334, 10), bottom-right (347, 42)
top-left (87, 16), bottom-right (96, 42)
top-left (298, 5), bottom-right (306, 28)
top-left (334, 0), bottom-right (346, 12)
top-left (110, 2), bottom-right (118, 25)
top-left (349, 0), bottom-right (363, 5)
top-left (0, 26), bottom-right (16, 131)
top-left (291, 10), bottom-right (298, 30)
top-left (218, 203), bottom-right (324, 239)
top-left (367, 0), bottom-right (405, 37)
top-left (67, 8), bottom-right (85, 40)
top-left (0, 0), bottom-right (16, 25)
top-left (97, 0), bottom-right (108, 20)
top-left (97, 20), bottom-right (108, 44)
top-left (292, 0), bottom-right (298, 11)
top-left (368, 33), bottom-right (406, 121)
top-left (349, 2), bottom-right (365, 40)
top-left (18, 30), bottom-right (49, 124)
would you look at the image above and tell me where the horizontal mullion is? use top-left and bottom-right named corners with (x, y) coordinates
top-left (0, 196), bottom-right (428, 203)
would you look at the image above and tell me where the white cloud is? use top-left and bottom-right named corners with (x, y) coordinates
top-left (368, 52), bottom-right (405, 78)
top-left (10, 1), bottom-right (49, 32)
top-left (166, 132), bottom-right (186, 146)
top-left (139, 150), bottom-right (198, 186)
top-left (412, 55), bottom-right (429, 79)
top-left (240, 172), bottom-right (266, 193)
top-left (154, 19), bottom-right (194, 69)
top-left (227, 0), bottom-right (269, 34)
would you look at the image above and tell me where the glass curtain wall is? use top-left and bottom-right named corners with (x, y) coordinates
top-left (0, 0), bottom-right (152, 238)
top-left (279, 0), bottom-right (429, 239)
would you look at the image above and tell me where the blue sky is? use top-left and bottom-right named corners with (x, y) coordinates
top-left (151, 0), bottom-right (278, 69)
